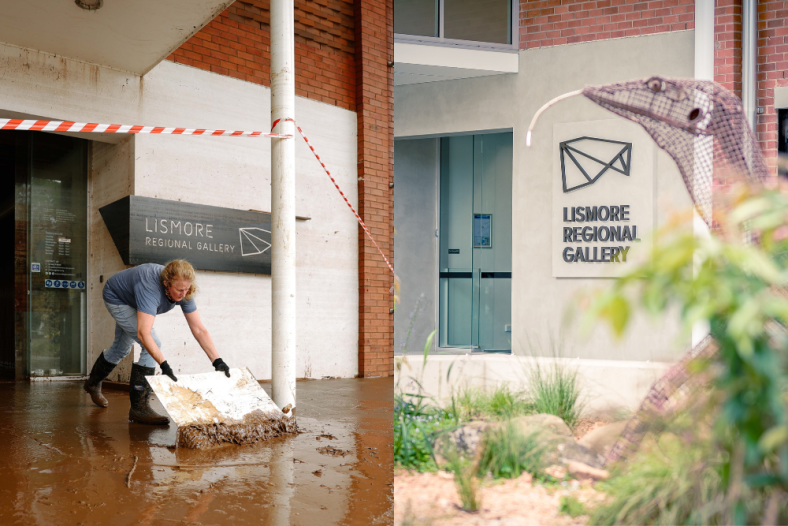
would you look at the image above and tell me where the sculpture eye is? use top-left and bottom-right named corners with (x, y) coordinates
top-left (647, 77), bottom-right (664, 93)
top-left (688, 107), bottom-right (702, 122)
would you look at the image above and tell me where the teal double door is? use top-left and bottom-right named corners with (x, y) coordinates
top-left (439, 133), bottom-right (512, 353)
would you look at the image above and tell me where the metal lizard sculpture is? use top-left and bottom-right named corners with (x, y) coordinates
top-left (528, 76), bottom-right (770, 464)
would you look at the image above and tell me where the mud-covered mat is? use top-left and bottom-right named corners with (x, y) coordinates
top-left (147, 367), bottom-right (297, 449)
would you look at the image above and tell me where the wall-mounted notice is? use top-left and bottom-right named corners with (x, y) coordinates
top-left (473, 214), bottom-right (492, 248)
top-left (100, 196), bottom-right (273, 275)
top-left (552, 119), bottom-right (655, 278)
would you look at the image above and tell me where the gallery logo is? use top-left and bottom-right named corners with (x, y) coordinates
top-left (238, 227), bottom-right (271, 257)
top-left (560, 137), bottom-right (632, 193)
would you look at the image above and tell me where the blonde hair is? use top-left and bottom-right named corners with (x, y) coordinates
top-left (160, 260), bottom-right (198, 300)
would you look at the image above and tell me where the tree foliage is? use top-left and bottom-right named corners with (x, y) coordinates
top-left (589, 183), bottom-right (788, 522)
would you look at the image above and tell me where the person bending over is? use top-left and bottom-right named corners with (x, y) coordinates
top-left (83, 259), bottom-right (231, 425)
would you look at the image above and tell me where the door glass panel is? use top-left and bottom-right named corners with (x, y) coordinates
top-left (439, 133), bottom-right (512, 352)
top-left (28, 133), bottom-right (88, 376)
top-left (474, 133), bottom-right (512, 352)
top-left (439, 136), bottom-right (473, 348)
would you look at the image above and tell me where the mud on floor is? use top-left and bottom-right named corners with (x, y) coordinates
top-left (0, 377), bottom-right (393, 526)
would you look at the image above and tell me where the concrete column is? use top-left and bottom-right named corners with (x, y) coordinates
top-left (270, 0), bottom-right (297, 412)
top-left (693, 0), bottom-right (714, 347)
top-left (694, 0), bottom-right (715, 82)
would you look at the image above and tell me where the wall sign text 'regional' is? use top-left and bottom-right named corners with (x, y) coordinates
top-left (100, 196), bottom-right (272, 275)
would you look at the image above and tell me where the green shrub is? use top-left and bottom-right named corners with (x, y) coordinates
top-left (591, 433), bottom-right (726, 526)
top-left (394, 393), bottom-right (455, 471)
top-left (525, 361), bottom-right (585, 429)
top-left (395, 330), bottom-right (457, 471)
top-left (450, 385), bottom-right (534, 422)
top-left (442, 447), bottom-right (481, 513)
top-left (558, 495), bottom-right (587, 518)
top-left (476, 421), bottom-right (547, 480)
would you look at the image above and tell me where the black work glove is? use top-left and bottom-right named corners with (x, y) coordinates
top-left (160, 361), bottom-right (178, 382)
top-left (213, 358), bottom-right (231, 378)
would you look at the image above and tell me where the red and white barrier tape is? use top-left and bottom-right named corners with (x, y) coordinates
top-left (0, 118), bottom-right (290, 138)
top-left (0, 117), bottom-right (393, 274)
top-left (272, 118), bottom-right (394, 274)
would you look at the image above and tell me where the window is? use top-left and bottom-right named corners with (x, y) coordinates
top-left (395, 0), bottom-right (515, 47)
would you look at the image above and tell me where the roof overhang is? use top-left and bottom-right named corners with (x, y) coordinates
top-left (0, 0), bottom-right (234, 75)
top-left (394, 42), bottom-right (518, 86)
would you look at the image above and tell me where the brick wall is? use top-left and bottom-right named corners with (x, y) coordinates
top-left (757, 0), bottom-right (788, 176)
top-left (519, 0), bottom-right (695, 50)
top-left (167, 0), bottom-right (356, 111)
top-left (714, 0), bottom-right (788, 177)
top-left (354, 0), bottom-right (394, 378)
top-left (715, 0), bottom-right (742, 96)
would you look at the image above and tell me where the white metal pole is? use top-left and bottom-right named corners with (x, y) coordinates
top-left (742, 0), bottom-right (757, 132)
top-left (270, 0), bottom-right (297, 413)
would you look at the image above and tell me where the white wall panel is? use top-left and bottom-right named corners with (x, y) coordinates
top-left (0, 44), bottom-right (359, 380)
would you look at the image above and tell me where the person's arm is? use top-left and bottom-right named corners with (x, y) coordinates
top-left (136, 311), bottom-right (165, 364)
top-left (184, 310), bottom-right (231, 377)
top-left (183, 310), bottom-right (220, 362)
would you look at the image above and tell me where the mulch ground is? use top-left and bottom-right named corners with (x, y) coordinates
top-left (394, 470), bottom-right (605, 526)
top-left (394, 420), bottom-right (611, 525)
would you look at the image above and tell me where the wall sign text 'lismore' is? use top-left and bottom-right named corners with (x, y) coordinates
top-left (100, 196), bottom-right (273, 275)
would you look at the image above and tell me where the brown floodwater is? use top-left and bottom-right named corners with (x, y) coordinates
top-left (0, 377), bottom-right (393, 525)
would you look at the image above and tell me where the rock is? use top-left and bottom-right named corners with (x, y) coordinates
top-left (578, 420), bottom-right (629, 458)
top-left (449, 421), bottom-right (490, 456)
top-left (565, 460), bottom-right (610, 481)
top-left (555, 440), bottom-right (605, 469)
top-left (511, 414), bottom-right (573, 439)
top-left (512, 414), bottom-right (604, 469)
top-left (432, 413), bottom-right (604, 471)
top-left (433, 421), bottom-right (490, 467)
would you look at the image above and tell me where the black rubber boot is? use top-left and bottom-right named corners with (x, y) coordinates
top-left (128, 364), bottom-right (170, 425)
top-left (83, 352), bottom-right (117, 408)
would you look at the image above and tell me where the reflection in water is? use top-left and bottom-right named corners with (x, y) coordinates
top-left (0, 378), bottom-right (392, 525)
top-left (270, 434), bottom-right (294, 526)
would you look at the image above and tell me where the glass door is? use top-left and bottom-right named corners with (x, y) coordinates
top-left (28, 133), bottom-right (88, 377)
top-left (439, 133), bottom-right (512, 352)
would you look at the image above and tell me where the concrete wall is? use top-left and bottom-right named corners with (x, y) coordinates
top-left (393, 139), bottom-right (439, 355)
top-left (89, 137), bottom-right (136, 382)
top-left (0, 42), bottom-right (359, 381)
top-left (394, 31), bottom-right (696, 385)
top-left (395, 354), bottom-right (672, 416)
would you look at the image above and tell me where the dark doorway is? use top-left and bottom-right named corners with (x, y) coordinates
top-left (0, 131), bottom-right (88, 379)
top-left (0, 133), bottom-right (15, 378)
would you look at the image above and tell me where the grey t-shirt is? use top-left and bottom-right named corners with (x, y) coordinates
top-left (103, 263), bottom-right (197, 316)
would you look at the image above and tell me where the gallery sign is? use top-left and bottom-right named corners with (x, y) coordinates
top-left (552, 119), bottom-right (654, 278)
top-left (100, 196), bottom-right (272, 275)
